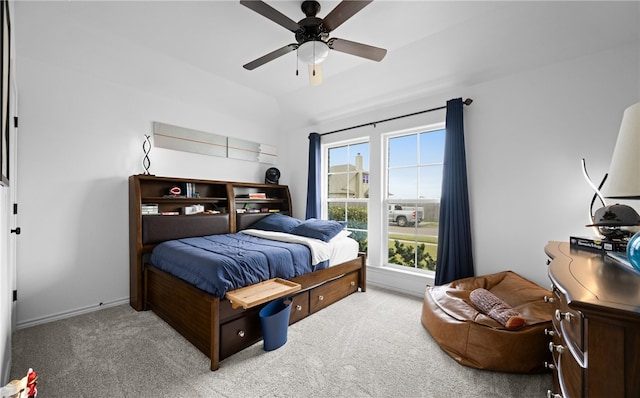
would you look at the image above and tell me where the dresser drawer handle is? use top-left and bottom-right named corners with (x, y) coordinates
top-left (555, 309), bottom-right (572, 322)
top-left (544, 295), bottom-right (555, 303)
top-left (544, 328), bottom-right (555, 337)
top-left (546, 390), bottom-right (562, 398)
top-left (296, 305), bottom-right (303, 311)
top-left (549, 342), bottom-right (565, 354)
top-left (350, 281), bottom-right (356, 286)
top-left (544, 361), bottom-right (555, 370)
top-left (237, 330), bottom-right (245, 338)
top-left (318, 295), bottom-right (324, 301)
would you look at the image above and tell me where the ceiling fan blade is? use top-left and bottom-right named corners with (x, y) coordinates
top-left (240, 0), bottom-right (301, 32)
top-left (243, 44), bottom-right (298, 70)
top-left (327, 38), bottom-right (386, 62)
top-left (322, 0), bottom-right (372, 33)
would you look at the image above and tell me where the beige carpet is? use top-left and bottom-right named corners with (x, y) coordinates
top-left (11, 286), bottom-right (550, 397)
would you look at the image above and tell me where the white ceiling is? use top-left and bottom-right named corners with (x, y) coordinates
top-left (15, 1), bottom-right (640, 129)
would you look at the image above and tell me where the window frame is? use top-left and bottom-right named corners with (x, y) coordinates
top-left (321, 137), bottom-right (370, 253)
top-left (383, 122), bottom-right (445, 275)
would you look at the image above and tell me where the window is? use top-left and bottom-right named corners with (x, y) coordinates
top-left (325, 141), bottom-right (369, 252)
top-left (386, 128), bottom-right (445, 272)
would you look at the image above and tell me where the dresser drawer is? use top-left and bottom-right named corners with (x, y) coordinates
top-left (289, 290), bottom-right (310, 324)
top-left (310, 272), bottom-right (359, 313)
top-left (551, 333), bottom-right (583, 398)
top-left (552, 285), bottom-right (584, 357)
top-left (219, 310), bottom-right (262, 359)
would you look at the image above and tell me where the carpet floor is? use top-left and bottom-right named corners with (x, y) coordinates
top-left (11, 286), bottom-right (551, 397)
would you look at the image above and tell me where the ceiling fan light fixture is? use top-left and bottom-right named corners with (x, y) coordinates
top-left (297, 40), bottom-right (329, 65)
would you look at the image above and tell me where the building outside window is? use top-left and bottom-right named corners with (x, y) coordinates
top-left (386, 128), bottom-right (445, 272)
top-left (325, 141), bottom-right (369, 252)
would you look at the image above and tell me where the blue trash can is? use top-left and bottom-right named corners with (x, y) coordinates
top-left (259, 297), bottom-right (292, 351)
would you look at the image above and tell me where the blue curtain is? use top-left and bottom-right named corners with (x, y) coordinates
top-left (305, 132), bottom-right (321, 220)
top-left (435, 98), bottom-right (474, 285)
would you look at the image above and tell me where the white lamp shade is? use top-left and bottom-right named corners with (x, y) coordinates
top-left (297, 40), bottom-right (329, 65)
top-left (601, 102), bottom-right (640, 199)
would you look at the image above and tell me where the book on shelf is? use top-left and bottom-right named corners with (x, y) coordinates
top-left (569, 236), bottom-right (627, 253)
top-left (141, 203), bottom-right (159, 215)
top-left (249, 193), bottom-right (267, 199)
top-left (181, 182), bottom-right (198, 198)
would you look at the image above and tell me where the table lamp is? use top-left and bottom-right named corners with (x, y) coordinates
top-left (600, 102), bottom-right (640, 200)
top-left (582, 103), bottom-right (640, 239)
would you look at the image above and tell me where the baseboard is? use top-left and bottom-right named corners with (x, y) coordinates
top-left (15, 268), bottom-right (431, 329)
top-left (16, 297), bottom-right (130, 330)
top-left (366, 265), bottom-right (432, 298)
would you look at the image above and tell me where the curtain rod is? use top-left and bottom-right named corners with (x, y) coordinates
top-left (320, 98), bottom-right (473, 137)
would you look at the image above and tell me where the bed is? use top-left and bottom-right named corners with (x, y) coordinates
top-left (129, 175), bottom-right (366, 371)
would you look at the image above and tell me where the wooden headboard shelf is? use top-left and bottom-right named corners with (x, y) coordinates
top-left (129, 174), bottom-right (292, 310)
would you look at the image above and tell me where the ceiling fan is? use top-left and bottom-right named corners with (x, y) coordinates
top-left (240, 0), bottom-right (387, 85)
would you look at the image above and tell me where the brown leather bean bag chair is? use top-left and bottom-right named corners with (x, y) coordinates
top-left (421, 270), bottom-right (553, 373)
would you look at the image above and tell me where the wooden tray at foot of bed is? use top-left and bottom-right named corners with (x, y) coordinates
top-left (144, 253), bottom-right (366, 371)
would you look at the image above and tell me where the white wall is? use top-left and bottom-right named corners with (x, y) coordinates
top-left (9, 1), bottom-right (640, 327)
top-left (13, 4), bottom-right (283, 327)
top-left (280, 44), bottom-right (640, 294)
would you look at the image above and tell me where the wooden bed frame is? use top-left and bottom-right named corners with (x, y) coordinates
top-left (129, 175), bottom-right (366, 370)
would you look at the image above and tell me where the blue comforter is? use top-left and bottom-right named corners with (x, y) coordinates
top-left (150, 233), bottom-right (324, 297)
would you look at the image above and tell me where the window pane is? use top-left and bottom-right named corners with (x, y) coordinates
top-left (420, 129), bottom-right (445, 165)
top-left (328, 144), bottom-right (369, 199)
top-left (418, 165), bottom-right (443, 199)
top-left (328, 146), bottom-right (348, 169)
top-left (346, 202), bottom-right (368, 230)
top-left (349, 142), bottom-right (369, 170)
top-left (388, 168), bottom-right (417, 200)
top-left (327, 173), bottom-right (346, 199)
top-left (389, 135), bottom-right (417, 167)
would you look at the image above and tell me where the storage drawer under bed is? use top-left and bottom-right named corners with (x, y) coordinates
top-left (310, 271), bottom-right (359, 312)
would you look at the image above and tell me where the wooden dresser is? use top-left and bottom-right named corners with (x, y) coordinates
top-left (545, 241), bottom-right (640, 398)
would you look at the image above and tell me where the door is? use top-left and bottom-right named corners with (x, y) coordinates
top-left (1, 54), bottom-right (18, 383)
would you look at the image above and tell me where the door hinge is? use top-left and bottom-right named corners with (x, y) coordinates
top-left (12, 290), bottom-right (17, 302)
top-left (13, 203), bottom-right (17, 215)
top-left (13, 116), bottom-right (18, 128)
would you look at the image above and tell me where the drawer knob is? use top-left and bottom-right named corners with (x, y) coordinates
top-left (544, 361), bottom-right (556, 370)
top-left (544, 328), bottom-right (556, 337)
top-left (544, 295), bottom-right (555, 303)
top-left (546, 390), bottom-right (562, 398)
top-left (296, 305), bottom-right (303, 311)
top-left (350, 281), bottom-right (356, 286)
top-left (548, 342), bottom-right (565, 354)
top-left (318, 295), bottom-right (324, 301)
top-left (237, 330), bottom-right (245, 338)
top-left (555, 309), bottom-right (572, 322)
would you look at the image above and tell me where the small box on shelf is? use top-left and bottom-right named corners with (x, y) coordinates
top-left (141, 203), bottom-right (159, 215)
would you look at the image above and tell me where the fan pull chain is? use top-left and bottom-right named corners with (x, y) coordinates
top-left (312, 41), bottom-right (316, 76)
top-left (295, 47), bottom-right (299, 76)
